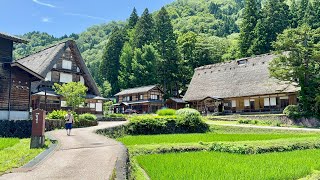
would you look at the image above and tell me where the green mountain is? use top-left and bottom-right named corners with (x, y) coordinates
top-left (14, 0), bottom-right (242, 84)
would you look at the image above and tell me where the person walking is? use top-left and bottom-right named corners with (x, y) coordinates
top-left (65, 110), bottom-right (74, 136)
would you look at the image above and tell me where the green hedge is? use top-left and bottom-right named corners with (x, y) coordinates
top-left (283, 105), bottom-right (301, 119)
top-left (79, 113), bottom-right (97, 121)
top-left (47, 110), bottom-right (67, 120)
top-left (127, 113), bottom-right (209, 135)
top-left (0, 120), bottom-right (32, 138)
top-left (156, 109), bottom-right (176, 116)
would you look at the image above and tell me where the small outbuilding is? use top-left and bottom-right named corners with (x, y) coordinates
top-left (165, 97), bottom-right (187, 110)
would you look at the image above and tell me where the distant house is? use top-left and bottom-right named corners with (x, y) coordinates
top-left (165, 97), bottom-right (187, 110)
top-left (114, 85), bottom-right (164, 113)
top-left (183, 54), bottom-right (299, 114)
top-left (0, 33), bottom-right (43, 120)
top-left (15, 40), bottom-right (106, 114)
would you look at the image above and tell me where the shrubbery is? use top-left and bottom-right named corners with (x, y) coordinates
top-left (0, 120), bottom-right (32, 138)
top-left (79, 113), bottom-right (97, 121)
top-left (283, 105), bottom-right (301, 119)
top-left (126, 108), bottom-right (209, 135)
top-left (156, 109), bottom-right (176, 116)
top-left (105, 114), bottom-right (126, 118)
top-left (46, 110), bottom-right (67, 120)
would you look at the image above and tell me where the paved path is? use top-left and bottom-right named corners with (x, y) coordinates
top-left (0, 121), bottom-right (127, 180)
top-left (207, 122), bottom-right (320, 132)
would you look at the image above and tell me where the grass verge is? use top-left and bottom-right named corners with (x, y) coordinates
top-left (0, 138), bottom-right (47, 175)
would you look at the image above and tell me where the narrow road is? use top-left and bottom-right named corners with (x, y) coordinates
top-left (207, 121), bottom-right (320, 132)
top-left (0, 121), bottom-right (127, 180)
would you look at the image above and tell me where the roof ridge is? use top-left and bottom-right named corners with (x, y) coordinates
top-left (195, 53), bottom-right (274, 70)
top-left (15, 39), bottom-right (72, 61)
top-left (120, 84), bottom-right (158, 91)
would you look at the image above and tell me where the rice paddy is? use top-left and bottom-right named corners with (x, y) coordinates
top-left (137, 150), bottom-right (320, 180)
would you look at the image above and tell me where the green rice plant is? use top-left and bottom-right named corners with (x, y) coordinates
top-left (137, 150), bottom-right (320, 180)
top-left (156, 109), bottom-right (176, 116)
top-left (117, 133), bottom-right (318, 146)
top-left (0, 138), bottom-right (19, 150)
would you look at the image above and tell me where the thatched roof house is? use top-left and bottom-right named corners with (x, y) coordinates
top-left (184, 54), bottom-right (299, 114)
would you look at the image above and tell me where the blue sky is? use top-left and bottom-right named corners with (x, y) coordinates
top-left (1, 0), bottom-right (175, 37)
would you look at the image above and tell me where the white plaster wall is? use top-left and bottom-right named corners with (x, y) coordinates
top-left (0, 111), bottom-right (29, 120)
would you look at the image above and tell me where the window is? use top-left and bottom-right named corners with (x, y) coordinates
top-left (61, 101), bottom-right (67, 107)
top-left (264, 98), bottom-right (270, 106)
top-left (45, 71), bottom-right (52, 81)
top-left (80, 76), bottom-right (85, 84)
top-left (89, 103), bottom-right (95, 109)
top-left (60, 73), bottom-right (73, 83)
top-left (53, 64), bottom-right (57, 68)
top-left (232, 100), bottom-right (236, 107)
top-left (62, 60), bottom-right (72, 70)
top-left (151, 94), bottom-right (158, 100)
top-left (270, 97), bottom-right (277, 106)
top-left (244, 99), bottom-right (250, 107)
top-left (76, 67), bottom-right (80, 72)
top-left (237, 59), bottom-right (247, 65)
top-left (264, 97), bottom-right (277, 106)
top-left (96, 103), bottom-right (102, 112)
top-left (139, 95), bottom-right (143, 100)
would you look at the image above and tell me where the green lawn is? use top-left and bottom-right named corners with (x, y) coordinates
top-left (117, 133), bottom-right (318, 146)
top-left (0, 138), bottom-right (46, 174)
top-left (137, 150), bottom-right (320, 180)
top-left (0, 138), bottom-right (20, 150)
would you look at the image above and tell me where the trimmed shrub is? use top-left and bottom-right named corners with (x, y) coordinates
top-left (283, 105), bottom-right (301, 119)
top-left (156, 109), bottom-right (176, 116)
top-left (105, 114), bottom-right (126, 118)
top-left (176, 108), bottom-right (200, 117)
top-left (127, 114), bottom-right (209, 135)
top-left (0, 120), bottom-right (32, 138)
top-left (79, 113), bottom-right (97, 121)
top-left (47, 110), bottom-right (67, 120)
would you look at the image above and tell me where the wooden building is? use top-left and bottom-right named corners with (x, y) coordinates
top-left (114, 85), bottom-right (164, 113)
top-left (15, 40), bottom-right (106, 114)
top-left (183, 54), bottom-right (299, 114)
top-left (165, 97), bottom-right (187, 110)
top-left (0, 33), bottom-right (43, 120)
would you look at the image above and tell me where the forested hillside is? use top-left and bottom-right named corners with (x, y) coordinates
top-left (13, 0), bottom-right (320, 100)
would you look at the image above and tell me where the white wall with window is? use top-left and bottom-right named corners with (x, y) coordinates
top-left (232, 100), bottom-right (236, 107)
top-left (151, 95), bottom-right (159, 100)
top-left (62, 60), bottom-right (72, 70)
top-left (45, 71), bottom-right (52, 81)
top-left (139, 94), bottom-right (143, 100)
top-left (264, 97), bottom-right (277, 106)
top-left (80, 76), bottom-right (85, 84)
top-left (244, 99), bottom-right (250, 107)
top-left (96, 103), bottom-right (102, 112)
top-left (60, 73), bottom-right (73, 83)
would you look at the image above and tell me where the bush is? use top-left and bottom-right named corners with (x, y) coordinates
top-left (127, 114), bottom-right (209, 135)
top-left (47, 110), bottom-right (67, 120)
top-left (105, 114), bottom-right (126, 118)
top-left (176, 108), bottom-right (200, 117)
top-left (156, 109), bottom-right (176, 116)
top-left (0, 120), bottom-right (32, 138)
top-left (283, 105), bottom-right (301, 119)
top-left (79, 113), bottom-right (97, 121)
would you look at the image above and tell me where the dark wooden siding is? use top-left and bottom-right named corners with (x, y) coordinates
top-left (0, 63), bottom-right (10, 110)
top-left (0, 38), bottom-right (13, 63)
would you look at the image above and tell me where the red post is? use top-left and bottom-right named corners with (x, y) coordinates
top-left (30, 109), bottom-right (46, 148)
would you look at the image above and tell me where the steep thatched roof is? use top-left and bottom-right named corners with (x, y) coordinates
top-left (115, 85), bottom-right (161, 96)
top-left (0, 32), bottom-right (28, 43)
top-left (183, 54), bottom-right (299, 101)
top-left (16, 40), bottom-right (101, 96)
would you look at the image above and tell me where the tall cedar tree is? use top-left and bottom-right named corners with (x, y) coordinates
top-left (134, 8), bottom-right (154, 48)
top-left (289, 0), bottom-right (299, 28)
top-left (155, 7), bottom-right (180, 97)
top-left (297, 0), bottom-right (308, 26)
top-left (100, 27), bottom-right (125, 95)
top-left (239, 0), bottom-right (259, 57)
top-left (269, 25), bottom-right (320, 117)
top-left (119, 42), bottom-right (134, 89)
top-left (131, 45), bottom-right (159, 87)
top-left (250, 0), bottom-right (290, 55)
top-left (128, 8), bottom-right (139, 29)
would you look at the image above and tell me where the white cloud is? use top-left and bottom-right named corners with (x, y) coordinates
top-left (32, 0), bottom-right (55, 8)
top-left (64, 12), bottom-right (108, 21)
top-left (41, 17), bottom-right (52, 23)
